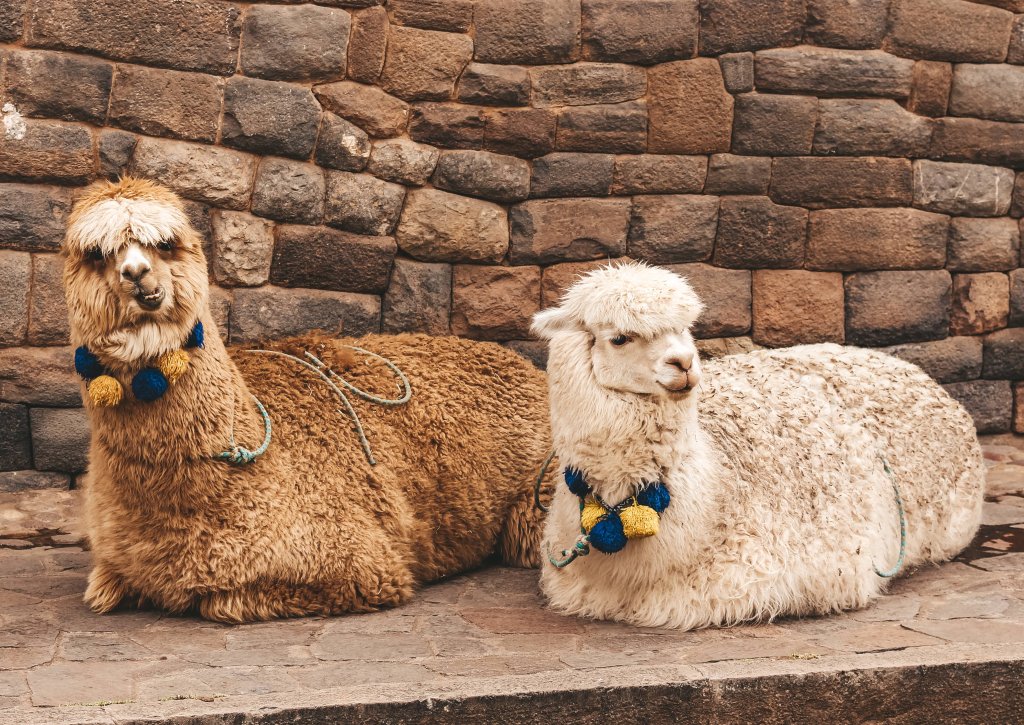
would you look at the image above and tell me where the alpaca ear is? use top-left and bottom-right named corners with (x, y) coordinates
top-left (531, 306), bottom-right (578, 340)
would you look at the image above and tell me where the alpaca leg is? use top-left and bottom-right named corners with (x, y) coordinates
top-left (499, 486), bottom-right (549, 569)
top-left (84, 564), bottom-right (129, 614)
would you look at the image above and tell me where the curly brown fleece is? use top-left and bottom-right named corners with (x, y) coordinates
top-left (66, 179), bottom-right (554, 623)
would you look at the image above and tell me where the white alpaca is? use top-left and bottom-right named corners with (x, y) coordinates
top-left (532, 263), bottom-right (984, 629)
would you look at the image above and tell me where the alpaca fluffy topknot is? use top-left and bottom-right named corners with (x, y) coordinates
top-left (534, 262), bottom-right (705, 340)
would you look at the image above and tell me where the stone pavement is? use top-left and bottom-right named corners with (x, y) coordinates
top-left (1, 436), bottom-right (1022, 724)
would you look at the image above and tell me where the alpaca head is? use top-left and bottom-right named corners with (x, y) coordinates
top-left (62, 177), bottom-right (209, 364)
top-left (532, 262), bottom-right (705, 400)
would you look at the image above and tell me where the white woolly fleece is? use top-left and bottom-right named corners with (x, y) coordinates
top-left (66, 197), bottom-right (189, 256)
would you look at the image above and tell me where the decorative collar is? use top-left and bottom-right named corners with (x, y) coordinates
top-left (74, 321), bottom-right (204, 407)
top-left (563, 467), bottom-right (670, 554)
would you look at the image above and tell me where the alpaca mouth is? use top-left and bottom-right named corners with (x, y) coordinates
top-left (133, 286), bottom-right (166, 311)
top-left (660, 381), bottom-right (694, 395)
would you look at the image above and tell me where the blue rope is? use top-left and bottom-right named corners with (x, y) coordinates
top-left (216, 394), bottom-right (272, 465)
top-left (873, 458), bottom-right (907, 578)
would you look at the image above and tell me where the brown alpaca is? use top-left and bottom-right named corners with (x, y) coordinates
top-left (63, 177), bottom-right (553, 623)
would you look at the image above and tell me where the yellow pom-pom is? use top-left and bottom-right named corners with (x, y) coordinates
top-left (580, 500), bottom-right (608, 533)
top-left (88, 375), bottom-right (123, 407)
top-left (158, 349), bottom-right (190, 384)
top-left (621, 504), bottom-right (660, 539)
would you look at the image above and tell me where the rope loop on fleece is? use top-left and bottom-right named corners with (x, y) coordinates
top-left (216, 394), bottom-right (272, 465)
top-left (872, 457), bottom-right (908, 579)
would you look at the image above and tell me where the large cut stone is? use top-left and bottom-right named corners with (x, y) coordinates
top-left (907, 61), bottom-right (953, 117)
top-left (0, 119), bottom-right (93, 185)
top-left (1012, 269), bottom-right (1024, 326)
top-left (231, 287), bottom-right (380, 342)
top-left (389, 0), bottom-right (473, 32)
top-left (3, 49), bottom-right (112, 125)
top-left (0, 0), bottom-right (24, 42)
top-left (324, 171), bottom-right (406, 236)
top-left (929, 118), bottom-right (1024, 168)
top-left (379, 26), bottom-right (473, 102)
top-left (582, 0), bottom-right (698, 64)
top-left (814, 99), bottom-right (932, 156)
top-left (0, 183), bottom-right (72, 252)
top-left (845, 270), bottom-right (952, 346)
top-left (271, 225), bottom-right (396, 294)
top-left (713, 196), bottom-right (806, 268)
top-left (950, 273), bottom-right (1009, 335)
top-left (0, 250), bottom-right (29, 346)
top-left (648, 59), bottom-right (733, 154)
top-left (885, 0), bottom-right (1014, 63)
top-left (0, 346), bottom-right (80, 406)
top-left (29, 253), bottom-right (69, 345)
top-left (408, 103), bottom-right (484, 149)
top-left (805, 0), bottom-right (889, 49)
top-left (432, 150), bottom-right (531, 203)
top-left (241, 4), bottom-right (349, 82)
top-left (30, 407), bottom-right (89, 473)
top-left (314, 82), bottom-right (409, 138)
top-left (108, 65), bottom-right (222, 143)
top-left (943, 380), bottom-right (1011, 433)
top-left (474, 0), bottom-right (580, 64)
top-left (0, 403), bottom-right (31, 472)
top-left (221, 77), bottom-right (321, 159)
top-left (251, 158), bottom-right (326, 225)
top-left (315, 113), bottom-right (371, 172)
top-left (530, 63), bottom-right (646, 107)
top-left (382, 259), bottom-right (451, 335)
top-left (699, 0), bottom-right (804, 55)
top-left (451, 265), bottom-right (541, 340)
top-left (807, 208), bottom-right (948, 271)
top-left (949, 64), bottom-right (1024, 123)
top-left (883, 336), bottom-right (983, 383)
top-left (947, 217), bottom-right (1020, 271)
top-left (541, 258), bottom-right (631, 306)
top-left (367, 139), bottom-right (439, 185)
top-left (668, 263), bottom-right (751, 338)
top-left (983, 328), bottom-right (1024, 379)
top-left (457, 64), bottom-right (530, 106)
top-left (719, 52), bottom-right (754, 92)
top-left (129, 137), bottom-right (257, 210)
top-left (752, 270), bottom-right (845, 347)
top-left (611, 155), bottom-right (707, 195)
top-left (628, 196), bottom-right (718, 264)
top-left (556, 103), bottom-right (647, 153)
top-left (396, 188), bottom-right (508, 263)
top-left (210, 210), bottom-right (275, 287)
top-left (482, 108), bottom-right (556, 158)
top-left (704, 154), bottom-right (771, 195)
top-left (912, 160), bottom-right (1014, 216)
top-left (347, 6), bottom-right (387, 83)
top-left (731, 93), bottom-right (817, 155)
top-left (755, 47), bottom-right (914, 97)
top-left (771, 157), bottom-right (913, 208)
top-left (98, 130), bottom-right (137, 180)
top-left (510, 198), bottom-right (630, 264)
top-left (531, 153), bottom-right (614, 197)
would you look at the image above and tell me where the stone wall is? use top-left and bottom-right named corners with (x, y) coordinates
top-left (1, 0), bottom-right (1024, 489)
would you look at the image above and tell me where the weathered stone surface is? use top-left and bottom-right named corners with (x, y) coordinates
top-left (129, 137), bottom-right (257, 210)
top-left (0, 0), bottom-right (23, 42)
top-left (704, 154), bottom-right (771, 195)
top-left (806, 0), bottom-right (889, 49)
top-left (348, 7), bottom-right (388, 84)
top-left (108, 65), bottom-right (221, 143)
top-left (0, 119), bottom-right (93, 185)
top-left (755, 46), bottom-right (914, 97)
top-left (1013, 175), bottom-right (1024, 218)
top-left (699, 0), bottom-right (804, 54)
top-left (315, 113), bottom-right (372, 172)
top-left (668, 263), bottom-right (751, 337)
top-left (408, 103), bottom-right (484, 149)
top-left (25, 0), bottom-right (242, 75)
top-left (3, 49), bottom-right (111, 125)
top-left (505, 340), bottom-right (548, 369)
top-left (555, 102), bottom-right (646, 153)
top-left (1010, 15), bottom-right (1024, 64)
top-left (983, 327), bottom-right (1024, 379)
top-left (713, 196), bottom-right (807, 268)
top-left (389, 0), bottom-right (472, 32)
top-left (731, 94), bottom-right (817, 155)
top-left (271, 225), bottom-right (395, 294)
top-left (582, 0), bottom-right (697, 63)
top-left (210, 210), bottom-right (274, 287)
top-left (532, 153), bottom-right (614, 197)
top-left (0, 183), bottom-right (72, 252)
top-left (231, 286), bottom-right (380, 342)
top-left (0, 403), bottom-right (31, 471)
top-left (950, 273), bottom-right (1010, 335)
top-left (531, 64), bottom-right (646, 107)
top-left (1011, 268), bottom-right (1024, 325)
top-left (883, 336), bottom-right (983, 383)
top-left (948, 217), bottom-right (1020, 271)
top-left (457, 64), bottom-right (530, 106)
top-left (540, 258), bottom-right (630, 306)
top-left (510, 198), bottom-right (630, 264)
top-left (474, 0), bottom-right (581, 64)
top-left (949, 64), bottom-right (1024, 123)
top-left (649, 59), bottom-right (733, 154)
top-left (845, 270), bottom-right (952, 345)
top-left (382, 259), bottom-right (451, 334)
top-left (98, 130), bottom-right (137, 180)
top-left (241, 4), bottom-right (349, 82)
top-left (396, 188), bottom-right (508, 263)
top-left (907, 61), bottom-right (953, 117)
top-left (432, 150), bottom-right (531, 203)
top-left (0, 251), bottom-right (30, 346)
top-left (0, 346), bottom-right (78, 406)
top-left (610, 155), bottom-right (707, 195)
top-left (367, 139), bottom-right (439, 185)
top-left (752, 270), bottom-right (845, 346)
top-left (28, 254), bottom-right (69, 346)
top-left (1016, 382), bottom-right (1024, 432)
top-left (718, 52), bottom-right (755, 92)
top-left (483, 108), bottom-right (557, 158)
top-left (314, 82), bottom-right (410, 138)
top-left (912, 160), bottom-right (1014, 216)
top-left (324, 171), bottom-right (406, 236)
top-left (451, 265), bottom-right (541, 340)
top-left (944, 380), bottom-right (1012, 433)
top-left (771, 157), bottom-right (913, 208)
top-left (380, 26), bottom-right (473, 102)
top-left (628, 195), bottom-right (718, 264)
top-left (29, 407), bottom-right (88, 473)
top-left (929, 118), bottom-right (1024, 168)
top-left (251, 158), bottom-right (325, 225)
top-left (814, 99), bottom-right (932, 156)
top-left (182, 200), bottom-right (214, 268)
top-left (807, 208), bottom-right (948, 271)
top-left (884, 0), bottom-right (1014, 63)
top-left (222, 77), bottom-right (321, 159)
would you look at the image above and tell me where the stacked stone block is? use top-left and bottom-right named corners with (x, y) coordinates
top-left (1, 0), bottom-right (1024, 488)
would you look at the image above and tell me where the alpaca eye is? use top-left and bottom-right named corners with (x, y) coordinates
top-left (156, 240), bottom-right (174, 252)
top-left (611, 334), bottom-right (631, 346)
top-left (85, 247), bottom-right (104, 263)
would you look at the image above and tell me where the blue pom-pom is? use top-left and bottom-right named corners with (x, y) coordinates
top-left (564, 467), bottom-right (590, 497)
top-left (185, 321), bottom-right (204, 349)
top-left (131, 368), bottom-right (169, 402)
top-left (636, 483), bottom-right (671, 513)
top-left (74, 346), bottom-right (104, 379)
top-left (589, 511), bottom-right (627, 553)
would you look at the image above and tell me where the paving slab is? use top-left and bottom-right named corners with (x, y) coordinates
top-left (0, 435), bottom-right (1022, 723)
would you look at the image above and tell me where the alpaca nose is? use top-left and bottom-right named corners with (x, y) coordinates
top-left (120, 246), bottom-right (151, 282)
top-left (665, 351), bottom-right (693, 372)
